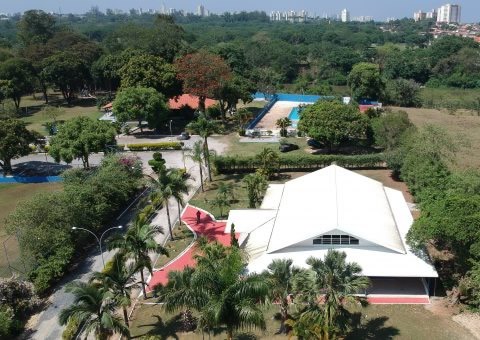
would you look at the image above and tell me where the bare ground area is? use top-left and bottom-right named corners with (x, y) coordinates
top-left (426, 298), bottom-right (480, 339)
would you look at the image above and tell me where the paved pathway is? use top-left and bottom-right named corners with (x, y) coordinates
top-left (147, 205), bottom-right (232, 290)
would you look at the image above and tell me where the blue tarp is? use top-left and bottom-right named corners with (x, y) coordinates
top-left (0, 176), bottom-right (63, 184)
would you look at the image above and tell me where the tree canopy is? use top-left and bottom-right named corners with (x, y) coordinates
top-left (347, 62), bottom-right (384, 101)
top-left (0, 118), bottom-right (34, 175)
top-left (298, 100), bottom-right (369, 151)
top-left (48, 116), bottom-right (116, 168)
top-left (113, 86), bottom-right (169, 131)
top-left (175, 51), bottom-right (232, 112)
top-left (119, 54), bottom-right (181, 98)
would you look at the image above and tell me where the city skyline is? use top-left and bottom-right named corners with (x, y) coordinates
top-left (1, 1), bottom-right (479, 22)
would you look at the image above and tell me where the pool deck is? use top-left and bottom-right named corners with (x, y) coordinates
top-left (255, 101), bottom-right (309, 130)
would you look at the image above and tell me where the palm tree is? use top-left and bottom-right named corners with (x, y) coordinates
top-left (108, 220), bottom-right (168, 298)
top-left (155, 267), bottom-right (207, 332)
top-left (292, 249), bottom-right (370, 338)
top-left (59, 281), bottom-right (130, 340)
top-left (276, 117), bottom-right (292, 137)
top-left (193, 242), bottom-right (269, 340)
top-left (255, 147), bottom-right (279, 179)
top-left (211, 192), bottom-right (231, 218)
top-left (243, 172), bottom-right (268, 208)
top-left (186, 113), bottom-right (221, 182)
top-left (149, 168), bottom-right (185, 240)
top-left (188, 140), bottom-right (205, 192)
top-left (217, 181), bottom-right (235, 201)
top-left (90, 253), bottom-right (139, 327)
top-left (169, 168), bottom-right (192, 225)
top-left (265, 259), bottom-right (297, 334)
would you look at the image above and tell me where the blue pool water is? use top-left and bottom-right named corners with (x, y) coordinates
top-left (288, 107), bottom-right (301, 121)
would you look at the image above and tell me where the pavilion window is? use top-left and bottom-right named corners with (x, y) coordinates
top-left (313, 234), bottom-right (359, 245)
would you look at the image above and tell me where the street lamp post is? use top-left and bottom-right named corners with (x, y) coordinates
top-left (169, 120), bottom-right (173, 140)
top-left (72, 225), bottom-right (122, 267)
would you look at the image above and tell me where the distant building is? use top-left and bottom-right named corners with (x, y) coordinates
top-left (352, 15), bottom-right (373, 22)
top-left (341, 8), bottom-right (350, 22)
top-left (414, 10), bottom-right (426, 21)
top-left (426, 9), bottom-right (437, 20)
top-left (197, 4), bottom-right (205, 17)
top-left (437, 4), bottom-right (461, 24)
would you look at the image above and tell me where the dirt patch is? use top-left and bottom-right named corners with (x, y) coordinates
top-left (425, 298), bottom-right (479, 339)
top-left (453, 313), bottom-right (480, 339)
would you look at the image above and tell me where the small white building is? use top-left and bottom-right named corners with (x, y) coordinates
top-left (226, 165), bottom-right (438, 302)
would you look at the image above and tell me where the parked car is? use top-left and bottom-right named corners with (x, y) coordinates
top-left (307, 139), bottom-right (323, 149)
top-left (177, 132), bottom-right (190, 140)
top-left (279, 143), bottom-right (299, 153)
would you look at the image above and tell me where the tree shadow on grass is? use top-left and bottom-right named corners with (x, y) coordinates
top-left (345, 313), bottom-right (400, 340)
top-left (134, 314), bottom-right (182, 339)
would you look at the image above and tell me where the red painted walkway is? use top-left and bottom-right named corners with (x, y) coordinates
top-left (147, 205), bottom-right (230, 292)
top-left (367, 296), bottom-right (430, 304)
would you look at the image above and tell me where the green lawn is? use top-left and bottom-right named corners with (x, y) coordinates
top-left (129, 302), bottom-right (473, 339)
top-left (154, 223), bottom-right (195, 269)
top-left (8, 94), bottom-right (103, 135)
top-left (0, 183), bottom-right (63, 277)
top-left (216, 134), bottom-right (310, 158)
top-left (189, 174), bottom-right (250, 219)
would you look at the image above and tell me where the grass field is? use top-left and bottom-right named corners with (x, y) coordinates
top-left (216, 134), bottom-right (310, 158)
top-left (0, 182), bottom-right (63, 277)
top-left (5, 93), bottom-right (103, 135)
top-left (129, 302), bottom-right (473, 339)
top-left (420, 87), bottom-right (480, 111)
top-left (388, 106), bottom-right (480, 169)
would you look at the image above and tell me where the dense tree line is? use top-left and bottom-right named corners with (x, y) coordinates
top-left (5, 154), bottom-right (143, 293)
top-left (0, 10), bottom-right (478, 117)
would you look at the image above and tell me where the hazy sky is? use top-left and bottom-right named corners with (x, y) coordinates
top-left (2, 1), bottom-right (479, 22)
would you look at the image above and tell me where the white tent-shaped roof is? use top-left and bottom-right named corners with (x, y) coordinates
top-left (226, 165), bottom-right (438, 278)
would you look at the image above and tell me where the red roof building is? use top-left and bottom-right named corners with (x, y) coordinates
top-left (168, 94), bottom-right (216, 110)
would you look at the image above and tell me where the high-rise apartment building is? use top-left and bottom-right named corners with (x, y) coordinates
top-left (437, 4), bottom-right (461, 23)
top-left (197, 4), bottom-right (205, 17)
top-left (341, 9), bottom-right (350, 22)
top-left (414, 10), bottom-right (426, 21)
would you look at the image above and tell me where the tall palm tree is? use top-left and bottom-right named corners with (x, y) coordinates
top-left (265, 259), bottom-right (297, 334)
top-left (292, 249), bottom-right (370, 339)
top-left (188, 140), bottom-right (205, 192)
top-left (169, 169), bottom-right (192, 225)
top-left (59, 281), bottom-right (130, 340)
top-left (149, 168), bottom-right (183, 240)
top-left (108, 220), bottom-right (168, 298)
top-left (193, 242), bottom-right (269, 340)
top-left (155, 267), bottom-right (207, 332)
top-left (90, 253), bottom-right (139, 327)
top-left (186, 113), bottom-right (221, 182)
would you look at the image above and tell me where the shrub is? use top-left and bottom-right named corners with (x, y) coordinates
top-left (127, 142), bottom-right (182, 151)
top-left (62, 318), bottom-right (80, 340)
top-left (214, 153), bottom-right (385, 174)
top-left (0, 306), bottom-right (18, 338)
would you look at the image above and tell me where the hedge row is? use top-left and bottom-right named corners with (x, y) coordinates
top-left (127, 142), bottom-right (183, 151)
top-left (214, 153), bottom-right (385, 174)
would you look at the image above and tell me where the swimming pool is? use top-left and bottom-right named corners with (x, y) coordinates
top-left (289, 107), bottom-right (301, 121)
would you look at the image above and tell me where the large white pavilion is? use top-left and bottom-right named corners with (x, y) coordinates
top-left (225, 165), bottom-right (438, 302)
